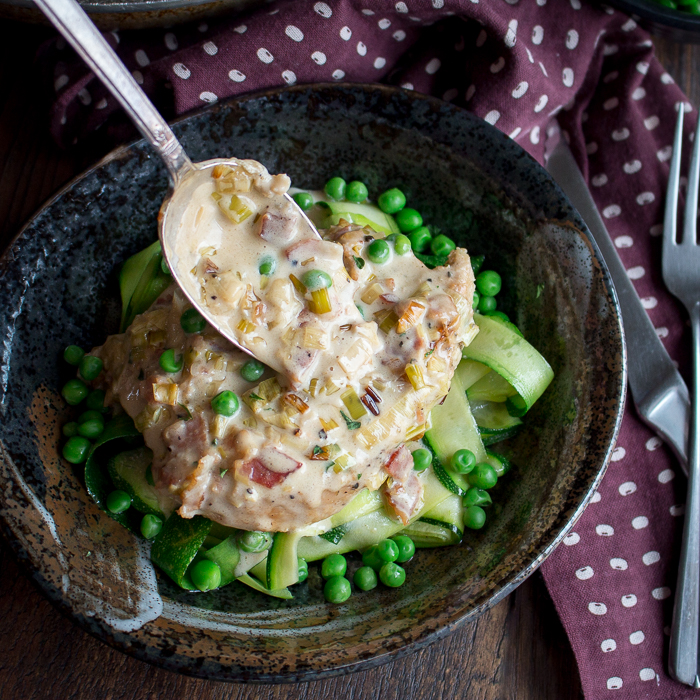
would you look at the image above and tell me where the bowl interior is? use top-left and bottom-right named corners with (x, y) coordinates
top-left (0, 84), bottom-right (624, 681)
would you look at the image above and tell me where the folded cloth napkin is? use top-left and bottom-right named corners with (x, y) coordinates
top-left (41, 1), bottom-right (697, 697)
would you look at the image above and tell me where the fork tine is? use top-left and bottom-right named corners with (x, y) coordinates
top-left (683, 109), bottom-right (700, 246)
top-left (665, 106), bottom-right (685, 249)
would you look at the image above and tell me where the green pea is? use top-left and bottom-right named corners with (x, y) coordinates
top-left (488, 310), bottom-right (510, 323)
top-left (408, 226), bottom-right (432, 253)
top-left (473, 291), bottom-right (480, 308)
top-left (476, 270), bottom-right (502, 297)
top-left (297, 557), bottom-right (309, 583)
top-left (180, 308), bottom-right (206, 334)
top-left (346, 180), bottom-right (369, 203)
top-left (238, 530), bottom-right (272, 553)
top-left (367, 239), bottom-right (390, 264)
top-left (471, 254), bottom-right (485, 276)
top-left (106, 489), bottom-right (131, 514)
top-left (77, 418), bottom-right (104, 439)
top-left (324, 575), bottom-right (351, 603)
top-left (62, 421), bottom-right (79, 438)
top-left (324, 177), bottom-right (346, 201)
top-left (412, 448), bottom-right (432, 472)
top-left (292, 192), bottom-right (314, 211)
top-left (159, 349), bottom-right (183, 373)
top-left (506, 394), bottom-right (528, 417)
top-left (302, 269), bottom-right (333, 290)
top-left (78, 410), bottom-right (102, 424)
top-left (376, 539), bottom-right (399, 563)
top-left (391, 535), bottom-right (416, 563)
top-left (259, 256), bottom-right (277, 276)
top-left (62, 436), bottom-right (91, 464)
top-left (478, 295), bottom-right (497, 314)
top-left (379, 561), bottom-right (406, 587)
top-left (468, 463), bottom-right (498, 490)
top-left (430, 234), bottom-right (456, 257)
top-left (354, 566), bottom-right (378, 591)
top-left (191, 560), bottom-right (222, 591)
top-left (63, 345), bottom-right (84, 366)
top-left (140, 514), bottom-right (163, 539)
top-left (464, 505), bottom-right (487, 530)
top-left (62, 378), bottom-right (89, 406)
top-left (79, 355), bottom-right (103, 382)
top-left (396, 208), bottom-right (423, 233)
top-left (321, 553), bottom-right (347, 579)
top-left (377, 188), bottom-right (406, 214)
top-left (241, 359), bottom-right (265, 382)
top-left (86, 389), bottom-right (107, 412)
top-left (362, 544), bottom-right (384, 571)
top-left (452, 449), bottom-right (476, 475)
top-left (463, 487), bottom-right (492, 508)
top-left (211, 390), bottom-right (239, 417)
top-left (393, 233), bottom-right (412, 256)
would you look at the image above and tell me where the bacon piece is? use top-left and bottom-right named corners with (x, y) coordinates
top-left (257, 212), bottom-right (298, 243)
top-left (383, 445), bottom-right (424, 525)
top-left (240, 447), bottom-right (302, 489)
top-left (241, 459), bottom-right (287, 488)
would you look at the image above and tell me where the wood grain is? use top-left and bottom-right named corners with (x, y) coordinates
top-left (0, 18), bottom-right (698, 700)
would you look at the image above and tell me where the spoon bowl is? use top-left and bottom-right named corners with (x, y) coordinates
top-left (34, 0), bottom-right (320, 362)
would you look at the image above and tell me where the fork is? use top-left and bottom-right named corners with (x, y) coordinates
top-left (666, 105), bottom-right (700, 688)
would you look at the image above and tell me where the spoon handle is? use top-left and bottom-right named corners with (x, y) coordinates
top-left (34, 0), bottom-right (193, 184)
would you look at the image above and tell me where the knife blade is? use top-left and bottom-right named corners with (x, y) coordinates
top-left (546, 138), bottom-right (690, 472)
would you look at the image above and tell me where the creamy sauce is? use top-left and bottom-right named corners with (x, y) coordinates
top-left (94, 160), bottom-right (476, 532)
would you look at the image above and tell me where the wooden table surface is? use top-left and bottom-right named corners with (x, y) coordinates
top-left (0, 16), bottom-right (698, 700)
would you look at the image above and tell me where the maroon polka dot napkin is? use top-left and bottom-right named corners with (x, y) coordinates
top-left (42, 1), bottom-right (698, 697)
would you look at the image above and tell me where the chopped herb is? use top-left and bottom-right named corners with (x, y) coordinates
top-left (357, 474), bottom-right (362, 480)
top-left (249, 393), bottom-right (263, 401)
top-left (536, 283), bottom-right (545, 298)
top-left (178, 403), bottom-right (192, 420)
top-left (312, 445), bottom-right (323, 457)
top-left (220, 468), bottom-right (228, 477)
top-left (340, 410), bottom-right (361, 430)
top-left (212, 438), bottom-right (219, 446)
top-left (325, 462), bottom-right (336, 471)
top-left (353, 255), bottom-right (366, 270)
top-left (356, 304), bottom-right (365, 318)
top-left (424, 349), bottom-right (434, 358)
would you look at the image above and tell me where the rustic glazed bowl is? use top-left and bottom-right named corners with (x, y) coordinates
top-left (0, 84), bottom-right (625, 682)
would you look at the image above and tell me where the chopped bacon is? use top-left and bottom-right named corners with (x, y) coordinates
top-left (384, 445), bottom-right (413, 481)
top-left (240, 446), bottom-right (302, 489)
top-left (383, 445), bottom-right (424, 525)
top-left (241, 459), bottom-right (287, 488)
top-left (257, 212), bottom-right (297, 243)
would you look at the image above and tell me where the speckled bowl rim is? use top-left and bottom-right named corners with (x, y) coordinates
top-left (0, 83), bottom-right (627, 683)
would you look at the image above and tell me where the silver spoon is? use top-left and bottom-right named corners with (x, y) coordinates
top-left (34, 0), bottom-right (320, 362)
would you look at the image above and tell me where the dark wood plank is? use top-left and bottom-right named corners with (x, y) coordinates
top-left (0, 18), bottom-right (697, 700)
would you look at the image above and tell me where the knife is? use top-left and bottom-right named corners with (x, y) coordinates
top-left (546, 138), bottom-right (690, 472)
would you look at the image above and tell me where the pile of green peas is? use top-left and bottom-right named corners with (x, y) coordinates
top-left (451, 448), bottom-right (497, 531)
top-left (409, 446), bottom-right (496, 530)
top-left (319, 534), bottom-right (416, 603)
top-left (60, 344), bottom-right (108, 466)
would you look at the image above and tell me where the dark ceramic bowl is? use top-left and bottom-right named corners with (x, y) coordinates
top-left (603, 0), bottom-right (700, 43)
top-left (0, 84), bottom-right (625, 682)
